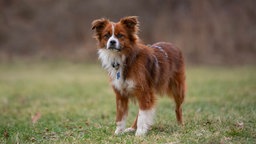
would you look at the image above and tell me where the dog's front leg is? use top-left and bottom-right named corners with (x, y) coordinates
top-left (114, 89), bottom-right (129, 135)
top-left (136, 108), bottom-right (155, 136)
top-left (135, 91), bottom-right (156, 136)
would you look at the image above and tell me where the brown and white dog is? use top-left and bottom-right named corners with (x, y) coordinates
top-left (92, 16), bottom-right (185, 136)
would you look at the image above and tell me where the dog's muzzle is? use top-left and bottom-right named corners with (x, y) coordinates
top-left (107, 38), bottom-right (121, 51)
top-left (107, 41), bottom-right (121, 51)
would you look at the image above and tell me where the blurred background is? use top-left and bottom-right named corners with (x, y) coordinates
top-left (0, 0), bottom-right (255, 65)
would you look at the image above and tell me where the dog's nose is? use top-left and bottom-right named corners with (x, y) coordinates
top-left (110, 40), bottom-right (116, 45)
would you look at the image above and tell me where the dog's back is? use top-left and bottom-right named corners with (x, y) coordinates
top-left (151, 42), bottom-right (185, 124)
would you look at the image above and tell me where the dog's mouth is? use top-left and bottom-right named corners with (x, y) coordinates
top-left (107, 46), bottom-right (121, 52)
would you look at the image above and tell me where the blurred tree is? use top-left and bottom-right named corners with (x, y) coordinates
top-left (0, 0), bottom-right (255, 65)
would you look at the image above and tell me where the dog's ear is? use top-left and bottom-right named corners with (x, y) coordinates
top-left (120, 16), bottom-right (139, 33)
top-left (91, 18), bottom-right (109, 31)
top-left (92, 18), bottom-right (109, 39)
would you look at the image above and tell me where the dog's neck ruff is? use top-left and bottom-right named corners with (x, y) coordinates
top-left (97, 49), bottom-right (124, 80)
top-left (98, 49), bottom-right (136, 95)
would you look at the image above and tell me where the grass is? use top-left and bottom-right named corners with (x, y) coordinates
top-left (0, 61), bottom-right (255, 143)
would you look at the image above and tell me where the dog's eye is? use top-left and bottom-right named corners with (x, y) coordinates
top-left (116, 33), bottom-right (124, 38)
top-left (104, 33), bottom-right (111, 39)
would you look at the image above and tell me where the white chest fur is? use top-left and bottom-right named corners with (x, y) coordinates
top-left (98, 49), bottom-right (135, 95)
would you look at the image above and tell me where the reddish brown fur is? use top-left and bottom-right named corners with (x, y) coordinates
top-left (92, 16), bottom-right (186, 132)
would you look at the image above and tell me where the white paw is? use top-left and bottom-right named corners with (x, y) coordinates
top-left (124, 127), bottom-right (136, 133)
top-left (114, 127), bottom-right (124, 135)
top-left (115, 119), bottom-right (126, 135)
top-left (135, 109), bottom-right (155, 136)
top-left (135, 128), bottom-right (148, 136)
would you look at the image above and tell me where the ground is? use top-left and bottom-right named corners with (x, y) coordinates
top-left (0, 61), bottom-right (255, 143)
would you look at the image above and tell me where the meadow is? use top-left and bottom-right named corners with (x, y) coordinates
top-left (0, 61), bottom-right (255, 143)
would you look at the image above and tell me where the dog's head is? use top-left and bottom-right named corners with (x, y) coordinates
top-left (92, 16), bottom-right (139, 52)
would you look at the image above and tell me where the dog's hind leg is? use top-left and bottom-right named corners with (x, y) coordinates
top-left (168, 78), bottom-right (185, 125)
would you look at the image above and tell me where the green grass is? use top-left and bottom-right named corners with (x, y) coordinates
top-left (0, 61), bottom-right (255, 143)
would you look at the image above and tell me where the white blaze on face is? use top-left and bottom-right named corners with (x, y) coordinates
top-left (106, 24), bottom-right (120, 50)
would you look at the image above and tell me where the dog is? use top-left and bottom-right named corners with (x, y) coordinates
top-left (92, 16), bottom-right (185, 136)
